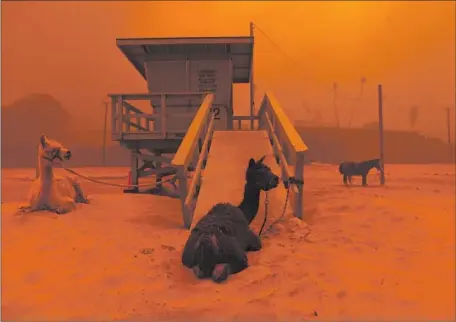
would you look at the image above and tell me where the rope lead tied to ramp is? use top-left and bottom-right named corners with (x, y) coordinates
top-left (283, 176), bottom-right (304, 189)
top-left (259, 176), bottom-right (302, 237)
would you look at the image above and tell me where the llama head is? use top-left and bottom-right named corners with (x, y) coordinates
top-left (193, 233), bottom-right (221, 279)
top-left (246, 155), bottom-right (279, 191)
top-left (38, 134), bottom-right (72, 168)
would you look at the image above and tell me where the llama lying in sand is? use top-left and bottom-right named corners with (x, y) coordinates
top-left (24, 134), bottom-right (88, 214)
top-left (182, 156), bottom-right (279, 283)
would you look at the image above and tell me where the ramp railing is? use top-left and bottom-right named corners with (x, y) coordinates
top-left (171, 94), bottom-right (215, 229)
top-left (258, 93), bottom-right (308, 220)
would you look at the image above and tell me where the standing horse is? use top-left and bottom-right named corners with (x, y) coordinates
top-left (339, 158), bottom-right (382, 186)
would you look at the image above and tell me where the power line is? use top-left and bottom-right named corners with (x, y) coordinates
top-left (252, 22), bottom-right (349, 96)
top-left (252, 22), bottom-right (303, 72)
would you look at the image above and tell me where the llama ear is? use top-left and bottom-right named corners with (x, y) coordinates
top-left (39, 134), bottom-right (48, 148)
top-left (248, 158), bottom-right (255, 167)
top-left (258, 155), bottom-right (267, 163)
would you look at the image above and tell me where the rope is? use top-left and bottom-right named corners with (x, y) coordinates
top-left (258, 192), bottom-right (269, 236)
top-left (264, 183), bottom-right (291, 235)
top-left (259, 180), bottom-right (292, 237)
top-left (62, 167), bottom-right (178, 189)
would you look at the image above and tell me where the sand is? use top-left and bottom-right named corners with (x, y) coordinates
top-left (1, 164), bottom-right (455, 321)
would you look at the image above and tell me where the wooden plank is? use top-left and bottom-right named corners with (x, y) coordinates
top-left (117, 36), bottom-right (253, 47)
top-left (108, 92), bottom-right (204, 100)
top-left (111, 98), bottom-right (119, 139)
top-left (161, 94), bottom-right (167, 137)
top-left (293, 153), bottom-right (305, 220)
top-left (139, 166), bottom-right (177, 178)
top-left (122, 133), bottom-right (165, 140)
top-left (184, 115), bottom-right (215, 208)
top-left (177, 166), bottom-right (190, 229)
top-left (122, 117), bottom-right (150, 132)
top-left (259, 93), bottom-right (309, 154)
top-left (145, 53), bottom-right (232, 62)
top-left (171, 94), bottom-right (214, 168)
top-left (123, 101), bottom-right (143, 114)
top-left (264, 112), bottom-right (292, 183)
top-left (232, 115), bottom-right (260, 120)
top-left (133, 153), bottom-right (173, 164)
top-left (191, 130), bottom-right (292, 230)
top-left (123, 113), bottom-right (158, 120)
top-left (130, 149), bottom-right (139, 187)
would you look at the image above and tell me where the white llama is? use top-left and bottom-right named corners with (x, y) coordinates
top-left (24, 134), bottom-right (88, 214)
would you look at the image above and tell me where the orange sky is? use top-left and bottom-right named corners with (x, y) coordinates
top-left (2, 1), bottom-right (455, 137)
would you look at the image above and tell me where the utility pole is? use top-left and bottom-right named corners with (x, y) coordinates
top-left (332, 82), bottom-right (340, 128)
top-left (378, 84), bottom-right (385, 185)
top-left (102, 99), bottom-right (109, 165)
top-left (445, 107), bottom-right (451, 145)
top-left (249, 21), bottom-right (255, 130)
top-left (445, 107), bottom-right (453, 161)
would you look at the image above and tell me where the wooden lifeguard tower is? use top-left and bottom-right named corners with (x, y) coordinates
top-left (110, 24), bottom-right (307, 229)
top-left (109, 34), bottom-right (255, 193)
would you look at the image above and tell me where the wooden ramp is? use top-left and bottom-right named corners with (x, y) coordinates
top-left (192, 130), bottom-right (292, 230)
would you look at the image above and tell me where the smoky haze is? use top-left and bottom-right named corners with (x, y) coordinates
top-left (2, 1), bottom-right (455, 141)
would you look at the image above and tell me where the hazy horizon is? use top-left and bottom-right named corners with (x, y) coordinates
top-left (2, 1), bottom-right (455, 140)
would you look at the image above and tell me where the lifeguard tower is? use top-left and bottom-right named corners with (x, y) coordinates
top-left (110, 24), bottom-right (308, 229)
top-left (110, 35), bottom-right (254, 189)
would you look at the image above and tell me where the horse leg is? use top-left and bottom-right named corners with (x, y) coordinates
top-left (343, 174), bottom-right (348, 185)
top-left (362, 175), bottom-right (367, 186)
top-left (348, 176), bottom-right (353, 184)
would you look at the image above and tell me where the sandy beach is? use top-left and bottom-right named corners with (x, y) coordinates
top-left (1, 164), bottom-right (455, 321)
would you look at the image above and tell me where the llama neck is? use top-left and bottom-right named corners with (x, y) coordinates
top-left (36, 146), bottom-right (41, 179)
top-left (238, 182), bottom-right (261, 224)
top-left (38, 161), bottom-right (54, 188)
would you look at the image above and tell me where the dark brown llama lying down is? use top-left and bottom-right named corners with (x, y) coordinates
top-left (182, 156), bottom-right (279, 283)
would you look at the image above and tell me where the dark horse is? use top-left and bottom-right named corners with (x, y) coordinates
top-left (339, 158), bottom-right (382, 186)
top-left (181, 156), bottom-right (279, 283)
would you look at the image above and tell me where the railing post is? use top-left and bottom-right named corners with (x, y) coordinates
top-left (119, 96), bottom-right (125, 133)
top-left (177, 165), bottom-right (191, 229)
top-left (258, 108), bottom-right (265, 130)
top-left (192, 135), bottom-right (200, 170)
top-left (129, 147), bottom-right (139, 193)
top-left (111, 96), bottom-right (117, 139)
top-left (125, 103), bottom-right (131, 133)
top-left (161, 94), bottom-right (167, 137)
top-left (293, 152), bottom-right (305, 220)
top-left (136, 113), bottom-right (141, 130)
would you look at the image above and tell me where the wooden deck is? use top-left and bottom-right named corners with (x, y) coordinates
top-left (191, 130), bottom-right (292, 229)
